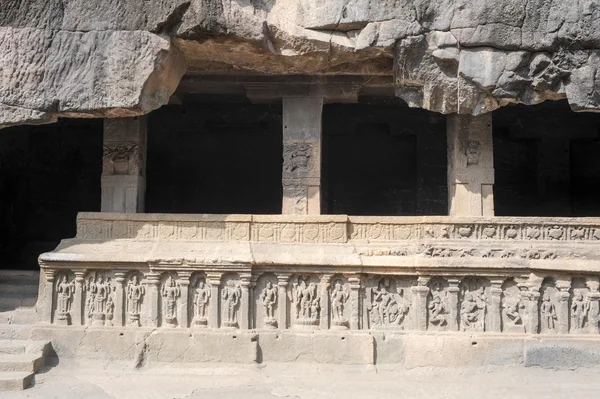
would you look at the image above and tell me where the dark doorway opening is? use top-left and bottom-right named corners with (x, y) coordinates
top-left (146, 95), bottom-right (283, 214)
top-left (0, 119), bottom-right (102, 270)
top-left (493, 100), bottom-right (600, 216)
top-left (323, 99), bottom-right (447, 216)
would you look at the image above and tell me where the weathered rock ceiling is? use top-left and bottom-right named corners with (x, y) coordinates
top-left (1, 0), bottom-right (600, 127)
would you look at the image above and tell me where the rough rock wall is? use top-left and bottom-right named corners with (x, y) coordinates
top-left (1, 0), bottom-right (600, 126)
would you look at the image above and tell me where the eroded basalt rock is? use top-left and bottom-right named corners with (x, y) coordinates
top-left (2, 0), bottom-right (600, 126)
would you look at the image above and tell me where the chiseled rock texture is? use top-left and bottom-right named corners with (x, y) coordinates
top-left (2, 0), bottom-right (600, 126)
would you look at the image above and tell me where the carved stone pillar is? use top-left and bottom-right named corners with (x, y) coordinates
top-left (42, 268), bottom-right (55, 324)
top-left (489, 279), bottom-right (503, 333)
top-left (447, 113), bottom-right (494, 216)
top-left (555, 278), bottom-right (571, 334)
top-left (146, 273), bottom-right (160, 328)
top-left (348, 275), bottom-right (362, 330)
top-left (586, 277), bottom-right (600, 334)
top-left (239, 273), bottom-right (252, 330)
top-left (102, 116), bottom-right (147, 213)
top-left (250, 274), bottom-right (259, 329)
top-left (207, 273), bottom-right (222, 329)
top-left (282, 96), bottom-right (323, 215)
top-left (277, 274), bottom-right (290, 329)
top-left (526, 288), bottom-right (541, 334)
top-left (178, 272), bottom-right (191, 328)
top-left (72, 270), bottom-right (86, 326)
top-left (113, 271), bottom-right (127, 327)
top-left (447, 278), bottom-right (460, 331)
top-left (320, 274), bottom-right (332, 330)
top-left (411, 277), bottom-right (430, 331)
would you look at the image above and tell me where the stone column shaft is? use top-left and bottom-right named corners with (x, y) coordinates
top-left (489, 280), bottom-right (503, 333)
top-left (348, 276), bottom-right (361, 330)
top-left (240, 274), bottom-right (252, 329)
top-left (207, 273), bottom-right (222, 329)
top-left (556, 279), bottom-right (571, 334)
top-left (282, 97), bottom-right (323, 215)
top-left (102, 116), bottom-right (147, 213)
top-left (447, 114), bottom-right (494, 216)
top-left (146, 274), bottom-right (160, 327)
top-left (42, 269), bottom-right (55, 324)
top-left (447, 278), bottom-right (460, 331)
top-left (178, 272), bottom-right (191, 328)
top-left (72, 271), bottom-right (85, 326)
top-left (277, 274), bottom-right (290, 329)
top-left (320, 275), bottom-right (332, 330)
top-left (114, 272), bottom-right (126, 327)
top-left (412, 285), bottom-right (430, 331)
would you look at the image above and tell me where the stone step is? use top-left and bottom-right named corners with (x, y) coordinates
top-left (0, 284), bottom-right (39, 295)
top-left (0, 354), bottom-right (44, 373)
top-left (0, 372), bottom-right (34, 391)
top-left (0, 341), bottom-right (26, 355)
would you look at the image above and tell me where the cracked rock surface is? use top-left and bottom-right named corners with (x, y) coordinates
top-left (2, 0), bottom-right (600, 126)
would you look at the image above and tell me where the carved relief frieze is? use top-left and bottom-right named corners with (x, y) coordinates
top-left (571, 278), bottom-right (591, 333)
top-left (330, 277), bottom-right (350, 329)
top-left (221, 275), bottom-right (242, 328)
top-left (459, 277), bottom-right (489, 332)
top-left (191, 273), bottom-right (210, 327)
top-left (54, 271), bottom-right (75, 325)
top-left (126, 272), bottom-right (145, 327)
top-left (419, 244), bottom-right (558, 260)
top-left (255, 274), bottom-right (278, 329)
top-left (84, 271), bottom-right (115, 327)
top-left (365, 277), bottom-right (411, 330)
top-left (427, 278), bottom-right (450, 331)
top-left (289, 275), bottom-right (321, 328)
top-left (161, 273), bottom-right (181, 327)
top-left (103, 144), bottom-right (140, 175)
top-left (501, 279), bottom-right (525, 333)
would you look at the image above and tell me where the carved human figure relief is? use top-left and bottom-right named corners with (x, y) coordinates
top-left (222, 280), bottom-right (242, 328)
top-left (501, 281), bottom-right (524, 333)
top-left (330, 279), bottom-right (350, 328)
top-left (366, 278), bottom-right (410, 329)
top-left (192, 278), bottom-right (211, 327)
top-left (571, 292), bottom-right (590, 332)
top-left (459, 279), bottom-right (488, 332)
top-left (127, 274), bottom-right (145, 327)
top-left (540, 292), bottom-right (557, 331)
top-left (289, 276), bottom-right (321, 327)
top-left (161, 275), bottom-right (181, 327)
top-left (55, 274), bottom-right (75, 325)
top-left (84, 272), bottom-right (114, 327)
top-left (428, 282), bottom-right (448, 328)
top-left (260, 280), bottom-right (278, 328)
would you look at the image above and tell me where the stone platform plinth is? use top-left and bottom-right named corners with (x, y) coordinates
top-left (27, 212), bottom-right (600, 365)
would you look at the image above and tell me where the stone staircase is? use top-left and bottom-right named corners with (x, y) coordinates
top-left (0, 339), bottom-right (50, 390)
top-left (0, 270), bottom-right (40, 325)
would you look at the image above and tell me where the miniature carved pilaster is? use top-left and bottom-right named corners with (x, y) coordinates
top-left (555, 278), bottom-right (571, 334)
top-left (518, 280), bottom-right (541, 334)
top-left (250, 275), bottom-right (259, 329)
top-left (348, 275), bottom-right (361, 330)
top-left (447, 278), bottom-right (460, 331)
top-left (207, 273), bottom-right (222, 329)
top-left (178, 272), bottom-right (191, 328)
top-left (447, 113), bottom-right (494, 216)
top-left (320, 274), bottom-right (332, 329)
top-left (72, 271), bottom-right (86, 326)
top-left (113, 271), bottom-right (127, 327)
top-left (239, 274), bottom-right (252, 329)
top-left (146, 273), bottom-right (160, 327)
top-left (412, 277), bottom-right (430, 331)
top-left (277, 274), bottom-right (290, 329)
top-left (42, 269), bottom-right (55, 324)
top-left (102, 116), bottom-right (147, 213)
top-left (489, 279), bottom-right (503, 333)
top-left (282, 96), bottom-right (323, 215)
top-left (586, 278), bottom-right (600, 334)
